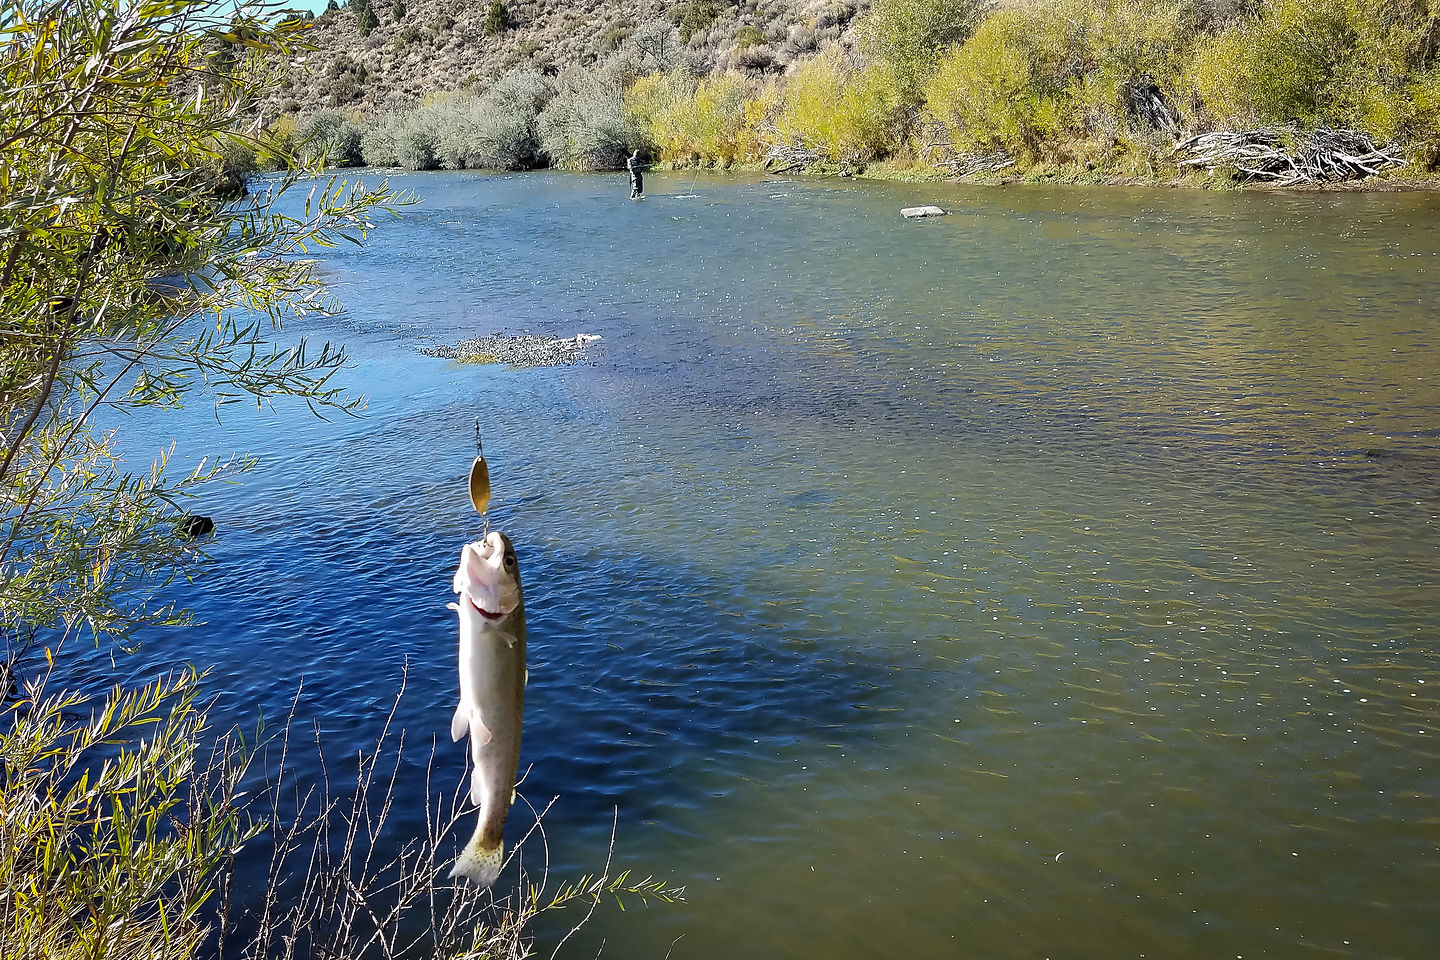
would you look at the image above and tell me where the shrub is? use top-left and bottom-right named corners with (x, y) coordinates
top-left (692, 72), bottom-right (758, 161)
top-left (295, 109), bottom-right (365, 166)
top-left (538, 70), bottom-right (639, 169)
top-left (359, 110), bottom-right (406, 166)
top-left (857, 0), bottom-right (990, 103)
top-left (675, 0), bottom-right (721, 44)
top-left (423, 71), bottom-right (556, 170)
top-left (735, 24), bottom-right (765, 51)
top-left (924, 0), bottom-right (1196, 159)
top-left (625, 69), bottom-right (697, 158)
top-left (614, 18), bottom-right (688, 78)
top-left (324, 54), bottom-right (369, 106)
top-left (260, 112), bottom-right (299, 169)
top-left (814, 1), bottom-right (856, 29)
top-left (391, 0), bottom-right (405, 19)
top-left (601, 21), bottom-right (634, 52)
top-left (484, 0), bottom-right (511, 36)
top-left (1186, 0), bottom-right (1437, 140)
top-left (353, 0), bottom-right (378, 36)
top-left (923, 6), bottom-right (1071, 157)
top-left (396, 122), bottom-right (439, 169)
top-left (775, 51), bottom-right (907, 165)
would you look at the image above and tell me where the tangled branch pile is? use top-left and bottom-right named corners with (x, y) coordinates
top-left (761, 136), bottom-right (824, 173)
top-left (937, 149), bottom-right (1015, 176)
top-left (1173, 127), bottom-right (1407, 185)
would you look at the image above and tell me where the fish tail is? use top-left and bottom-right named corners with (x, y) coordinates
top-left (449, 816), bottom-right (504, 886)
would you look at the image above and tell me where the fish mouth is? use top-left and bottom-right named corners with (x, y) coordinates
top-left (466, 594), bottom-right (506, 621)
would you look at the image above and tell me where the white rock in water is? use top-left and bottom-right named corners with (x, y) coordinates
top-left (901, 205), bottom-right (948, 219)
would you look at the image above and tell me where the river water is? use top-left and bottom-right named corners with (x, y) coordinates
top-left (113, 172), bottom-right (1438, 958)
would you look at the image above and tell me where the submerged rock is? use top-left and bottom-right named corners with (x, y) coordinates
top-left (423, 333), bottom-right (601, 367)
top-left (178, 515), bottom-right (215, 538)
top-left (901, 205), bottom-right (948, 219)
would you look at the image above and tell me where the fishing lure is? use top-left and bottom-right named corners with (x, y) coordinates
top-left (470, 419), bottom-right (491, 516)
top-left (469, 453), bottom-right (491, 515)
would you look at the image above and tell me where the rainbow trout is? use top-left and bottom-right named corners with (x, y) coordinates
top-left (447, 531), bottom-right (525, 885)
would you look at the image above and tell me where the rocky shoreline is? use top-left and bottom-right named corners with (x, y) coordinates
top-left (421, 333), bottom-right (601, 367)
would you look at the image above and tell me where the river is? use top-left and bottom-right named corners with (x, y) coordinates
top-left (111, 172), bottom-right (1439, 959)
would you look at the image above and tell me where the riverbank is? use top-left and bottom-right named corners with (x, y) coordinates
top-left (645, 155), bottom-right (1440, 192)
top-left (255, 0), bottom-right (1440, 192)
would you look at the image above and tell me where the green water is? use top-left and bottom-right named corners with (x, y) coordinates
top-left (129, 172), bottom-right (1439, 959)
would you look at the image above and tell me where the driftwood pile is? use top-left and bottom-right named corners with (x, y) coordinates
top-left (936, 150), bottom-right (1016, 176)
top-left (1173, 127), bottom-right (1406, 185)
top-left (762, 138), bottom-right (824, 174)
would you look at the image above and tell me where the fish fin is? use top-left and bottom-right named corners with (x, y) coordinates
top-left (510, 788), bottom-right (516, 804)
top-left (470, 764), bottom-right (486, 805)
top-left (446, 601), bottom-right (460, 612)
top-left (449, 816), bottom-right (503, 887)
top-left (450, 705), bottom-right (468, 742)
top-left (524, 668), bottom-right (529, 687)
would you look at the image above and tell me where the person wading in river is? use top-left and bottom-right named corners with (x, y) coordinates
top-left (627, 149), bottom-right (644, 200)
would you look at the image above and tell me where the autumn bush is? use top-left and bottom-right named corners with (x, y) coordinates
top-left (774, 51), bottom-right (906, 165)
top-left (923, 0), bottom-right (1196, 163)
top-left (627, 70), bottom-right (757, 164)
top-left (1187, 0), bottom-right (1440, 148)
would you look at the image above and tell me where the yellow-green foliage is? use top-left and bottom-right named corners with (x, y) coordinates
top-left (260, 112), bottom-right (299, 169)
top-left (923, 0), bottom-right (1196, 159)
top-left (1410, 68), bottom-right (1440, 164)
top-left (1188, 0), bottom-right (1438, 141)
top-left (628, 71), bottom-right (759, 164)
top-left (0, 674), bottom-right (254, 960)
top-left (691, 72), bottom-right (757, 162)
top-left (775, 52), bottom-right (905, 165)
top-left (618, 0), bottom-right (1440, 176)
top-left (625, 70), bottom-right (696, 159)
top-left (856, 0), bottom-right (988, 103)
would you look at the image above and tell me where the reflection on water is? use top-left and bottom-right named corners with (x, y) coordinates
top-left (104, 172), bottom-right (1438, 959)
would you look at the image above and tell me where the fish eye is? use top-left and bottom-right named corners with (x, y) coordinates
top-left (504, 553), bottom-right (515, 567)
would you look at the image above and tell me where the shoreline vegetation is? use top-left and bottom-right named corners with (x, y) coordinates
top-left (241, 0), bottom-right (1440, 190)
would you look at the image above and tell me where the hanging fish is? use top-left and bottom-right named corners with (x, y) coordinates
top-left (446, 531), bottom-right (526, 885)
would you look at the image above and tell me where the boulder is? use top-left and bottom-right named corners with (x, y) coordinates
top-left (901, 205), bottom-right (948, 219)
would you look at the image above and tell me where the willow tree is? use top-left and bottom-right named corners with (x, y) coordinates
top-left (0, 2), bottom-right (397, 942)
top-left (1, 0), bottom-right (399, 665)
top-left (0, 1), bottom-right (395, 952)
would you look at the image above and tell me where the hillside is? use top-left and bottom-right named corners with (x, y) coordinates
top-left (264, 0), bottom-right (869, 116)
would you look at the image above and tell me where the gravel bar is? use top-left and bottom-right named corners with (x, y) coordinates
top-left (421, 333), bottom-right (601, 367)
